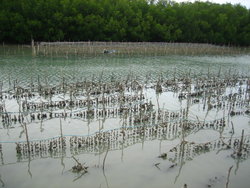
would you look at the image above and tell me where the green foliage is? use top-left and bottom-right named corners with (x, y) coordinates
top-left (0, 0), bottom-right (249, 45)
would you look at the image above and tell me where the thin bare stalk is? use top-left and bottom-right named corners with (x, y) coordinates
top-left (24, 123), bottom-right (30, 154)
top-left (72, 156), bottom-right (81, 166)
top-left (103, 142), bottom-right (110, 172)
top-left (225, 165), bottom-right (233, 188)
top-left (60, 117), bottom-right (63, 149)
top-left (237, 129), bottom-right (244, 156)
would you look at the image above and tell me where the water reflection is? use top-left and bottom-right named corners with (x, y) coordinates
top-left (0, 49), bottom-right (250, 187)
top-left (27, 154), bottom-right (32, 178)
top-left (0, 144), bottom-right (3, 165)
top-left (0, 119), bottom-right (249, 169)
top-left (0, 174), bottom-right (4, 187)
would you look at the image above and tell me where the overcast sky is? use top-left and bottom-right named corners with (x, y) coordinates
top-left (174, 0), bottom-right (250, 8)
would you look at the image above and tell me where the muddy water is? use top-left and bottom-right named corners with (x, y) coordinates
top-left (0, 45), bottom-right (250, 188)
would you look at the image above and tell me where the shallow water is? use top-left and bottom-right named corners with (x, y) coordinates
top-left (0, 45), bottom-right (250, 188)
top-left (0, 45), bottom-right (249, 89)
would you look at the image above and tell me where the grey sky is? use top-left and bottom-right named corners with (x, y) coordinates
top-left (174, 0), bottom-right (250, 8)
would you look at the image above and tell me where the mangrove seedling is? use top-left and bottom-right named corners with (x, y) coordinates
top-left (72, 156), bottom-right (88, 173)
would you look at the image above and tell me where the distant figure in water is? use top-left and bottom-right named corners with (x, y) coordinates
top-left (103, 49), bottom-right (109, 53)
top-left (103, 49), bottom-right (116, 54)
top-left (183, 184), bottom-right (187, 188)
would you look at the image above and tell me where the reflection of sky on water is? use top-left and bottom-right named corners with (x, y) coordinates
top-left (0, 46), bottom-right (250, 188)
top-left (0, 46), bottom-right (249, 90)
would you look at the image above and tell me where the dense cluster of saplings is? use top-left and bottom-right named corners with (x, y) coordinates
top-left (0, 72), bottom-right (249, 168)
top-left (1, 72), bottom-right (249, 127)
top-left (158, 135), bottom-right (250, 167)
top-left (11, 117), bottom-right (226, 161)
top-left (6, 116), bottom-right (248, 163)
top-left (69, 118), bottom-right (226, 154)
top-left (15, 137), bottom-right (66, 161)
top-left (34, 42), bottom-right (249, 57)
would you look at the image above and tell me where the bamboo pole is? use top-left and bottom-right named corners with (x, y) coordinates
top-left (24, 123), bottom-right (30, 154)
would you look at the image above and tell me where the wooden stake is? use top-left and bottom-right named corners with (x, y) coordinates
top-left (225, 166), bottom-right (233, 188)
top-left (103, 142), bottom-right (110, 172)
top-left (237, 129), bottom-right (244, 157)
top-left (24, 123), bottom-right (30, 154)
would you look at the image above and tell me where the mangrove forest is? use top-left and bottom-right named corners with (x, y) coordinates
top-left (0, 0), bottom-right (250, 45)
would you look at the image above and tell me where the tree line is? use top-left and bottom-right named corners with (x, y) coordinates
top-left (0, 0), bottom-right (249, 46)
